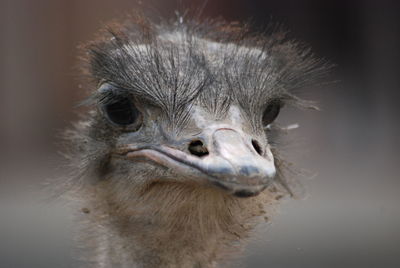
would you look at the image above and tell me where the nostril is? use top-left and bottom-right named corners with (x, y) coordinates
top-left (251, 139), bottom-right (263, 155)
top-left (188, 139), bottom-right (209, 157)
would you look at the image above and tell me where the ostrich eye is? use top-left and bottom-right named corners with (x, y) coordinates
top-left (262, 102), bottom-right (281, 126)
top-left (102, 97), bottom-right (141, 127)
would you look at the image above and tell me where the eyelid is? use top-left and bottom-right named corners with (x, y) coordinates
top-left (266, 98), bottom-right (283, 106)
top-left (98, 82), bottom-right (120, 94)
top-left (97, 82), bottom-right (134, 105)
top-left (97, 82), bottom-right (164, 111)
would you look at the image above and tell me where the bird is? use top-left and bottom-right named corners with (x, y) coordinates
top-left (62, 13), bottom-right (327, 268)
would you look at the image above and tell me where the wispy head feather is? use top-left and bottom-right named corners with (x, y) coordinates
top-left (82, 15), bottom-right (329, 133)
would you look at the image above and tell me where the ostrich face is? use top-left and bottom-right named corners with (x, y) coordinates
top-left (99, 83), bottom-right (278, 197)
top-left (79, 20), bottom-right (323, 198)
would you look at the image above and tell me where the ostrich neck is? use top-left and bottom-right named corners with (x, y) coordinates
top-left (81, 181), bottom-right (275, 268)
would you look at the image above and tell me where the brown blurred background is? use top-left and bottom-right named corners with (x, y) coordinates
top-left (0, 0), bottom-right (399, 267)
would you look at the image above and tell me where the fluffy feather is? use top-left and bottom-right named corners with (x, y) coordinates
top-left (62, 14), bottom-right (328, 268)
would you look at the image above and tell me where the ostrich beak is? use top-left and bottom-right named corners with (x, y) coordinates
top-left (117, 128), bottom-right (276, 197)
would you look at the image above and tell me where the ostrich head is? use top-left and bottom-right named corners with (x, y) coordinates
top-left (70, 16), bottom-right (325, 210)
top-left (65, 16), bottom-right (328, 267)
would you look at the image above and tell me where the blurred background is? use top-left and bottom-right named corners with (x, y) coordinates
top-left (0, 0), bottom-right (399, 267)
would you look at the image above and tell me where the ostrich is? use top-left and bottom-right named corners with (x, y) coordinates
top-left (63, 14), bottom-right (326, 268)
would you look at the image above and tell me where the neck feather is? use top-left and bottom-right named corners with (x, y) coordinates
top-left (80, 181), bottom-right (278, 267)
